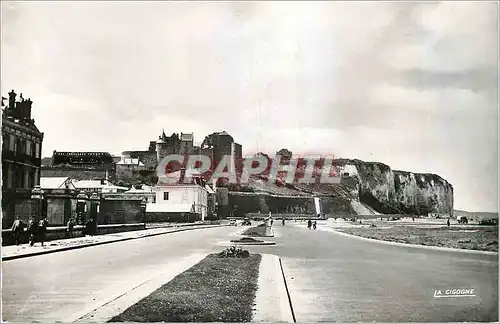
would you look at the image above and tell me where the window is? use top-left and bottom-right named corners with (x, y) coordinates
top-left (163, 192), bottom-right (169, 200)
top-left (7, 134), bottom-right (14, 151)
top-left (16, 138), bottom-right (24, 155)
top-left (2, 132), bottom-right (10, 151)
top-left (26, 140), bottom-right (31, 156)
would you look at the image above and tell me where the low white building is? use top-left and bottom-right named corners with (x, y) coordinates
top-left (154, 170), bottom-right (208, 220)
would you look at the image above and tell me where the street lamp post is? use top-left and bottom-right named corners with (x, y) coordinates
top-left (76, 191), bottom-right (88, 225)
top-left (141, 198), bottom-right (147, 229)
top-left (31, 185), bottom-right (45, 221)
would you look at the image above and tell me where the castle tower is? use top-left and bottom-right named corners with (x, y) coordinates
top-left (156, 137), bottom-right (166, 163)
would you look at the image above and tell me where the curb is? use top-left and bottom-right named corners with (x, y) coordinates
top-left (322, 227), bottom-right (499, 256)
top-left (2, 225), bottom-right (229, 261)
top-left (252, 254), bottom-right (295, 323)
top-left (279, 257), bottom-right (296, 323)
top-left (218, 240), bottom-right (276, 246)
top-left (231, 241), bottom-right (276, 246)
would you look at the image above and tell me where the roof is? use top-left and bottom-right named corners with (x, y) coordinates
top-left (157, 169), bottom-right (204, 185)
top-left (73, 180), bottom-right (111, 189)
top-left (116, 158), bottom-right (145, 166)
top-left (146, 203), bottom-right (194, 213)
top-left (101, 185), bottom-right (129, 192)
top-left (40, 177), bottom-right (75, 190)
top-left (126, 185), bottom-right (155, 193)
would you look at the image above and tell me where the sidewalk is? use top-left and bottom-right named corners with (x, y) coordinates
top-left (2, 224), bottom-right (228, 261)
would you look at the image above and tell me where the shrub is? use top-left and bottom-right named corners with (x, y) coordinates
top-left (217, 246), bottom-right (250, 258)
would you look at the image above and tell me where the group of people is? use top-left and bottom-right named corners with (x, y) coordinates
top-left (65, 217), bottom-right (96, 237)
top-left (10, 216), bottom-right (49, 246)
top-left (307, 219), bottom-right (317, 230)
top-left (10, 216), bottom-right (98, 246)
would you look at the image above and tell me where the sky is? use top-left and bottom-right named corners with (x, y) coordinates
top-left (1, 1), bottom-right (498, 212)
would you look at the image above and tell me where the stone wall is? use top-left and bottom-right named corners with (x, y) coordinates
top-left (2, 189), bottom-right (32, 229)
top-left (145, 212), bottom-right (201, 223)
top-left (100, 198), bottom-right (143, 224)
top-left (41, 167), bottom-right (116, 181)
top-left (227, 193), bottom-right (316, 214)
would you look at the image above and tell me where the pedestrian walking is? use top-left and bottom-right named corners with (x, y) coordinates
top-left (313, 221), bottom-right (317, 230)
top-left (38, 217), bottom-right (49, 246)
top-left (28, 218), bottom-right (37, 246)
top-left (307, 219), bottom-right (312, 230)
top-left (11, 216), bottom-right (25, 246)
top-left (282, 218), bottom-right (285, 226)
top-left (92, 218), bottom-right (97, 236)
top-left (447, 218), bottom-right (450, 227)
top-left (85, 218), bottom-right (92, 236)
top-left (67, 218), bottom-right (75, 238)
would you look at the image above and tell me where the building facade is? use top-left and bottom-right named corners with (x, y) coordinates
top-left (1, 90), bottom-right (44, 228)
top-left (154, 174), bottom-right (208, 220)
top-left (116, 157), bottom-right (146, 180)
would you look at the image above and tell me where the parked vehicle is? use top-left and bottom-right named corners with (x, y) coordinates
top-left (479, 218), bottom-right (498, 226)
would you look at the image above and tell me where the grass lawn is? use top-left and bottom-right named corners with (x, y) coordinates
top-left (242, 225), bottom-right (270, 237)
top-left (337, 226), bottom-right (498, 252)
top-left (109, 253), bottom-right (262, 322)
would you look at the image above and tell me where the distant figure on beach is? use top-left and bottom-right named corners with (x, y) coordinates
top-left (307, 219), bottom-right (312, 230)
top-left (447, 218), bottom-right (450, 227)
top-left (282, 218), bottom-right (285, 226)
top-left (313, 221), bottom-right (317, 230)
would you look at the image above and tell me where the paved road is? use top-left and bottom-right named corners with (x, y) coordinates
top-left (2, 226), bottom-right (236, 323)
top-left (247, 223), bottom-right (498, 322)
top-left (3, 222), bottom-right (498, 323)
